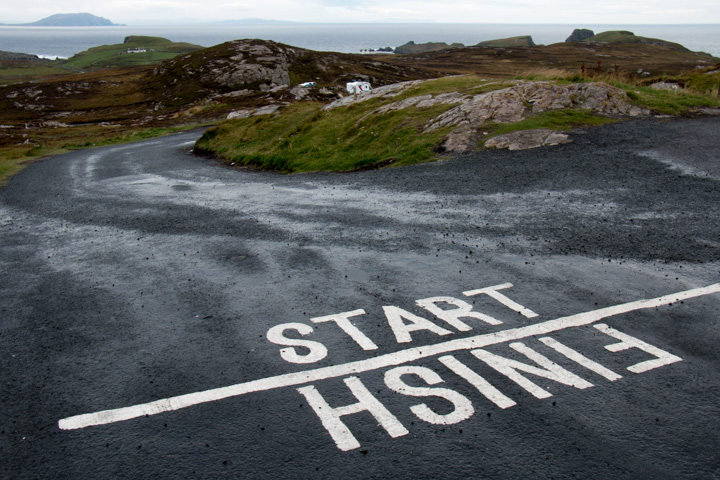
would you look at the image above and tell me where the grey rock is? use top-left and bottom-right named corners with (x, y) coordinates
top-left (425, 81), bottom-right (648, 152)
top-left (252, 105), bottom-right (280, 116)
top-left (484, 129), bottom-right (571, 151)
top-left (226, 109), bottom-right (252, 120)
top-left (226, 104), bottom-right (281, 120)
top-left (289, 85), bottom-right (310, 100)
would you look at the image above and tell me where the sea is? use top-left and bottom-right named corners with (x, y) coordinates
top-left (0, 23), bottom-right (718, 60)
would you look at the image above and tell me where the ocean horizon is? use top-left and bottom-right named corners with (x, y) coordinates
top-left (0, 23), bottom-right (718, 59)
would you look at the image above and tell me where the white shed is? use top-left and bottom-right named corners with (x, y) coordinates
top-left (346, 81), bottom-right (372, 94)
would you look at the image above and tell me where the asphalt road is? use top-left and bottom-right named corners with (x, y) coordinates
top-left (1, 117), bottom-right (720, 479)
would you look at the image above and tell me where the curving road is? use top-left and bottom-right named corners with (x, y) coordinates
top-left (1, 118), bottom-right (720, 478)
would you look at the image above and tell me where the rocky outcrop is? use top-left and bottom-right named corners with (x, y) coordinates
top-left (150, 38), bottom-right (431, 109)
top-left (565, 29), bottom-right (595, 43)
top-left (155, 40), bottom-right (294, 91)
top-left (484, 129), bottom-right (571, 150)
top-left (425, 81), bottom-right (648, 152)
top-left (326, 79), bottom-right (648, 153)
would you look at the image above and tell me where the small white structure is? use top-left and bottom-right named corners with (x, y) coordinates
top-left (126, 48), bottom-right (147, 53)
top-left (299, 81), bottom-right (317, 87)
top-left (346, 81), bottom-right (372, 94)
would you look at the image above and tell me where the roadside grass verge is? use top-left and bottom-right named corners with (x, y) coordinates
top-left (195, 99), bottom-right (457, 173)
top-left (0, 124), bottom-right (204, 186)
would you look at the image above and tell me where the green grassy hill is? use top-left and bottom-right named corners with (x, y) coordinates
top-left (62, 36), bottom-right (203, 70)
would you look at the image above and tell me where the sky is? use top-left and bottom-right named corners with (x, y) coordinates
top-left (2, 0), bottom-right (719, 25)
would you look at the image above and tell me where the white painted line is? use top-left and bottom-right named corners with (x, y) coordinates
top-left (58, 283), bottom-right (720, 431)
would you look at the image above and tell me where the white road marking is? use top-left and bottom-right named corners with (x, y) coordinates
top-left (463, 283), bottom-right (539, 318)
top-left (470, 342), bottom-right (595, 399)
top-left (539, 337), bottom-right (623, 381)
top-left (58, 283), bottom-right (720, 431)
top-left (383, 366), bottom-right (475, 425)
top-left (297, 377), bottom-right (409, 451)
top-left (594, 323), bottom-right (684, 373)
top-left (438, 355), bottom-right (517, 409)
top-left (311, 309), bottom-right (379, 351)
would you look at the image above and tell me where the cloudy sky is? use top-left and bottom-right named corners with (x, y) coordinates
top-left (3, 0), bottom-right (719, 25)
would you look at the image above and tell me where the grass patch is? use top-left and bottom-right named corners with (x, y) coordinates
top-left (621, 84), bottom-right (720, 114)
top-left (196, 100), bottom-right (456, 172)
top-left (482, 109), bottom-right (618, 141)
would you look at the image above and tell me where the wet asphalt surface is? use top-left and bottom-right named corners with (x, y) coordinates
top-left (1, 116), bottom-right (719, 478)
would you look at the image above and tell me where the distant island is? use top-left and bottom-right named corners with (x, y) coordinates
top-left (389, 30), bottom-right (694, 55)
top-left (13, 13), bottom-right (122, 27)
